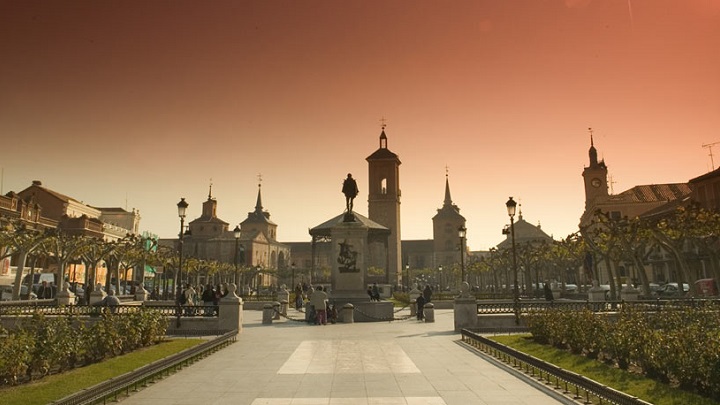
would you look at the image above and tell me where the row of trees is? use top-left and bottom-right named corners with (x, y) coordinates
top-left (0, 219), bottom-right (262, 300)
top-left (414, 204), bottom-right (720, 299)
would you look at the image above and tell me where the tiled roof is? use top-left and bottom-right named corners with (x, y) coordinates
top-left (619, 183), bottom-right (690, 203)
top-left (689, 167), bottom-right (720, 183)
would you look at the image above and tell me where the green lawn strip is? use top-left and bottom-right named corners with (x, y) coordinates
top-left (490, 335), bottom-right (716, 405)
top-left (0, 338), bottom-right (204, 405)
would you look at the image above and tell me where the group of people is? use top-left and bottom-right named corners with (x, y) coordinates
top-left (296, 283), bottom-right (338, 325)
top-left (415, 284), bottom-right (433, 320)
top-left (177, 283), bottom-right (227, 316)
top-left (367, 282), bottom-right (381, 301)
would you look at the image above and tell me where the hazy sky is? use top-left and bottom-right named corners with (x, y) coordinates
top-left (1, 0), bottom-right (719, 250)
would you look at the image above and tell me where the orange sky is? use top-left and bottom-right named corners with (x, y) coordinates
top-left (1, 0), bottom-right (719, 250)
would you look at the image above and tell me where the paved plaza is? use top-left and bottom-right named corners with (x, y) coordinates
top-left (118, 308), bottom-right (576, 405)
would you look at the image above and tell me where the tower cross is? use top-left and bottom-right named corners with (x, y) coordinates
top-left (379, 117), bottom-right (387, 130)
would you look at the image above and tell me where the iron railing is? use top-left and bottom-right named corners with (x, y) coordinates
top-left (477, 298), bottom-right (720, 315)
top-left (460, 329), bottom-right (653, 405)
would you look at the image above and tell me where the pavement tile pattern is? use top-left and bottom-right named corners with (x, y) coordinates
top-left (118, 308), bottom-right (575, 405)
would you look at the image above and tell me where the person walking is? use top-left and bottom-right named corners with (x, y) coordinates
top-left (309, 285), bottom-right (328, 325)
top-left (416, 294), bottom-right (426, 321)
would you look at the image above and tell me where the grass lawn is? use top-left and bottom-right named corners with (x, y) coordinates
top-left (0, 338), bottom-right (204, 405)
top-left (490, 335), bottom-right (718, 405)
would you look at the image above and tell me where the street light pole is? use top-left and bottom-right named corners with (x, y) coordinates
top-left (506, 197), bottom-right (520, 325)
top-left (438, 265), bottom-right (443, 291)
top-left (458, 225), bottom-right (467, 287)
top-left (233, 225), bottom-right (241, 287)
top-left (291, 262), bottom-right (296, 289)
top-left (405, 264), bottom-right (410, 291)
top-left (177, 198), bottom-right (188, 292)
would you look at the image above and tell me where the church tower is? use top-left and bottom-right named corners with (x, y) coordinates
top-left (366, 127), bottom-right (402, 285)
top-left (582, 128), bottom-right (609, 210)
top-left (432, 172), bottom-right (466, 267)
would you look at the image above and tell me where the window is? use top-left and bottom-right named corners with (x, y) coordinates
top-left (381, 178), bottom-right (387, 194)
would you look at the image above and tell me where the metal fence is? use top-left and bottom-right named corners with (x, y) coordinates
top-left (0, 302), bottom-right (219, 317)
top-left (460, 329), bottom-right (653, 405)
top-left (50, 329), bottom-right (238, 405)
top-left (477, 298), bottom-right (720, 315)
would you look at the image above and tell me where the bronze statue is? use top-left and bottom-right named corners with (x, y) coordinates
top-left (342, 173), bottom-right (359, 212)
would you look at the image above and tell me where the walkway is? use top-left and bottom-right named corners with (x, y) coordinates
top-left (119, 308), bottom-right (576, 405)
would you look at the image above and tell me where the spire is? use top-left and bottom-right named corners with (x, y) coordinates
top-left (588, 127), bottom-right (598, 166)
top-left (443, 167), bottom-right (453, 206)
top-left (254, 182), bottom-right (263, 213)
top-left (518, 203), bottom-right (523, 221)
top-left (208, 178), bottom-right (213, 200)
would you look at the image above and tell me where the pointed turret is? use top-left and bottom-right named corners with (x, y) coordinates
top-left (443, 172), bottom-right (453, 207)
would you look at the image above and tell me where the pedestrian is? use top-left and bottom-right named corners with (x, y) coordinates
top-left (294, 283), bottom-right (304, 309)
top-left (37, 280), bottom-right (53, 299)
top-left (310, 285), bottom-right (328, 325)
top-left (371, 283), bottom-right (380, 301)
top-left (98, 289), bottom-right (121, 314)
top-left (183, 283), bottom-right (197, 316)
top-left (367, 286), bottom-right (374, 300)
top-left (544, 282), bottom-right (554, 302)
top-left (423, 284), bottom-right (433, 303)
top-left (416, 294), bottom-right (426, 321)
top-left (202, 284), bottom-right (215, 316)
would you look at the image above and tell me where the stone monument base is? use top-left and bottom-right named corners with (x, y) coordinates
top-left (331, 296), bottom-right (394, 322)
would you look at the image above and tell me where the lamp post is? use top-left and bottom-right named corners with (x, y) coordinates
top-left (506, 196), bottom-right (520, 325)
top-left (233, 225), bottom-right (241, 287)
top-left (291, 262), bottom-right (296, 289)
top-left (177, 198), bottom-right (188, 291)
top-left (438, 265), bottom-right (443, 291)
top-left (458, 225), bottom-right (467, 287)
top-left (405, 264), bottom-right (410, 291)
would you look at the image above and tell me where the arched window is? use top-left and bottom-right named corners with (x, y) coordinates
top-left (381, 178), bottom-right (387, 194)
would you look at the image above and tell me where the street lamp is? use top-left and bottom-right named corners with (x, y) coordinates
top-left (458, 225), bottom-right (466, 286)
top-left (233, 225), bottom-right (241, 287)
top-left (291, 262), bottom-right (296, 289)
top-left (177, 197), bottom-right (188, 291)
top-left (405, 264), bottom-right (410, 291)
top-left (506, 196), bottom-right (520, 325)
top-left (438, 265), bottom-right (443, 291)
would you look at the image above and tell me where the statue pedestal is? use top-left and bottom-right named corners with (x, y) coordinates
top-left (329, 216), bottom-right (393, 322)
top-left (330, 218), bottom-right (370, 302)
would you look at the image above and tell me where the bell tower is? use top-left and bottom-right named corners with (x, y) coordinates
top-left (582, 127), bottom-right (609, 209)
top-left (366, 127), bottom-right (402, 286)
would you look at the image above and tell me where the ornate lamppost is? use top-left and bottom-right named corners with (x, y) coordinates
top-left (438, 265), bottom-right (443, 291)
top-left (233, 225), bottom-right (241, 287)
top-left (177, 198), bottom-right (188, 291)
top-left (458, 225), bottom-right (467, 287)
top-left (506, 196), bottom-right (520, 325)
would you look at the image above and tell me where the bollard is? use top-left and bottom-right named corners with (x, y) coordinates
top-left (262, 304), bottom-right (274, 324)
top-left (280, 299), bottom-right (288, 316)
top-left (342, 303), bottom-right (354, 323)
top-left (273, 301), bottom-right (281, 320)
top-left (423, 302), bottom-right (435, 323)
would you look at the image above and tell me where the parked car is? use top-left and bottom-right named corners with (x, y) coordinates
top-left (1, 284), bottom-right (36, 300)
top-left (656, 283), bottom-right (689, 297)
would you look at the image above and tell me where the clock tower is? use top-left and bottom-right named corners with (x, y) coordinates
top-left (582, 128), bottom-right (609, 209)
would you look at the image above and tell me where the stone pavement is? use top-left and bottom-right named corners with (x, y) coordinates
top-left (119, 308), bottom-right (577, 405)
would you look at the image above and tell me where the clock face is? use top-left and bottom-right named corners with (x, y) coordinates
top-left (591, 178), bottom-right (601, 188)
